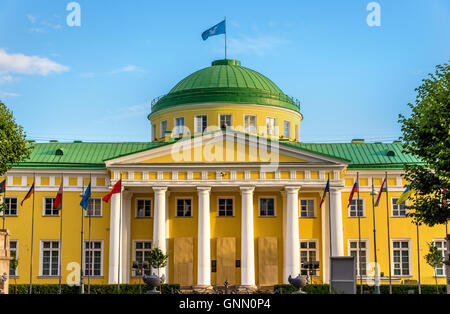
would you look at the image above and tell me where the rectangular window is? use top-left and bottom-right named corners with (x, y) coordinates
top-left (283, 120), bottom-right (291, 138)
top-left (300, 199), bottom-right (314, 217)
top-left (152, 124), bottom-right (157, 140)
top-left (244, 115), bottom-right (257, 133)
top-left (84, 241), bottom-right (103, 277)
top-left (349, 240), bottom-right (368, 276)
top-left (295, 124), bottom-right (299, 141)
top-left (266, 117), bottom-right (277, 136)
top-left (392, 198), bottom-right (407, 217)
top-left (160, 120), bottom-right (168, 138)
top-left (44, 197), bottom-right (59, 216)
top-left (433, 240), bottom-right (447, 276)
top-left (136, 199), bottom-right (152, 217)
top-left (40, 241), bottom-right (60, 277)
top-left (176, 199), bottom-right (192, 217)
top-left (9, 240), bottom-right (18, 277)
top-left (219, 114), bottom-right (232, 129)
top-left (392, 240), bottom-right (411, 276)
top-left (175, 117), bottom-right (185, 135)
top-left (3, 197), bottom-right (18, 216)
top-left (218, 198), bottom-right (233, 217)
top-left (300, 241), bottom-right (319, 276)
top-left (194, 115), bottom-right (208, 133)
top-left (259, 198), bottom-right (275, 217)
top-left (85, 198), bottom-right (102, 217)
top-left (133, 241), bottom-right (152, 276)
top-left (349, 199), bottom-right (364, 217)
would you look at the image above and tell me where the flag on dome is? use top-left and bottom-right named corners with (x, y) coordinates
top-left (102, 179), bottom-right (121, 203)
top-left (202, 20), bottom-right (226, 41)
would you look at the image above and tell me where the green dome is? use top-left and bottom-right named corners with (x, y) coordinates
top-left (150, 59), bottom-right (300, 114)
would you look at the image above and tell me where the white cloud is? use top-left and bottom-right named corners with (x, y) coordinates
top-left (110, 65), bottom-right (144, 75)
top-left (26, 13), bottom-right (62, 33)
top-left (0, 75), bottom-right (14, 83)
top-left (228, 35), bottom-right (288, 56)
top-left (0, 49), bottom-right (69, 76)
top-left (27, 14), bottom-right (37, 23)
top-left (0, 91), bottom-right (20, 97)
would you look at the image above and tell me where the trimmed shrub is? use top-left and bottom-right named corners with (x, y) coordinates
top-left (274, 284), bottom-right (447, 294)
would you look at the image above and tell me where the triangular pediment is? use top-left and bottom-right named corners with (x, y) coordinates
top-left (105, 132), bottom-right (348, 167)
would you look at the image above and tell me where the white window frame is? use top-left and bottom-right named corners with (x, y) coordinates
top-left (2, 196), bottom-right (18, 216)
top-left (39, 240), bottom-right (60, 277)
top-left (258, 196), bottom-right (276, 217)
top-left (391, 239), bottom-right (412, 277)
top-left (42, 197), bottom-right (59, 217)
top-left (300, 239), bottom-right (320, 277)
top-left (175, 197), bottom-right (193, 217)
top-left (283, 120), bottom-right (291, 138)
top-left (391, 197), bottom-right (408, 217)
top-left (132, 240), bottom-right (153, 277)
top-left (84, 198), bottom-right (102, 217)
top-left (160, 120), bottom-right (168, 138)
top-left (348, 239), bottom-right (370, 277)
top-left (244, 114), bottom-right (257, 134)
top-left (219, 114), bottom-right (232, 129)
top-left (299, 198), bottom-right (316, 218)
top-left (9, 240), bottom-right (18, 277)
top-left (135, 198), bottom-right (153, 218)
top-left (432, 239), bottom-right (447, 277)
top-left (217, 196), bottom-right (235, 217)
top-left (194, 115), bottom-right (208, 133)
top-left (266, 116), bottom-right (277, 136)
top-left (174, 116), bottom-right (185, 136)
top-left (83, 240), bottom-right (104, 277)
top-left (348, 198), bottom-right (366, 218)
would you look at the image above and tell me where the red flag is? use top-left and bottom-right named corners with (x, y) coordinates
top-left (102, 179), bottom-right (121, 203)
top-left (347, 181), bottom-right (358, 208)
top-left (53, 183), bottom-right (63, 210)
top-left (374, 177), bottom-right (387, 207)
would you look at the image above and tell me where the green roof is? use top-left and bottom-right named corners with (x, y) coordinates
top-left (149, 59), bottom-right (301, 115)
top-left (12, 140), bottom-right (421, 170)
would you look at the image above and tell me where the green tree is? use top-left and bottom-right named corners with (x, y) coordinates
top-left (0, 101), bottom-right (32, 176)
top-left (424, 242), bottom-right (444, 294)
top-left (148, 247), bottom-right (168, 279)
top-left (398, 62), bottom-right (450, 226)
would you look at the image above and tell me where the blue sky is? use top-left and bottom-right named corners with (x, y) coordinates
top-left (0, 0), bottom-right (448, 143)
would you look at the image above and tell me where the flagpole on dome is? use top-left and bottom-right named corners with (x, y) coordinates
top-left (370, 177), bottom-right (380, 294)
top-left (58, 173), bottom-right (64, 294)
top-left (385, 171), bottom-right (392, 294)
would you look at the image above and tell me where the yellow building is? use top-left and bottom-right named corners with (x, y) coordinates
top-left (1, 59), bottom-right (447, 289)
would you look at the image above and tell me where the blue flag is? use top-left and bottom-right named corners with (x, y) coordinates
top-left (80, 183), bottom-right (91, 210)
top-left (202, 20), bottom-right (226, 41)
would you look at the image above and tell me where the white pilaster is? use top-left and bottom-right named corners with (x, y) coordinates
top-left (121, 190), bottom-right (132, 283)
top-left (240, 186), bottom-right (256, 287)
top-left (153, 186), bottom-right (168, 278)
top-left (284, 186), bottom-right (301, 281)
top-left (108, 192), bottom-right (121, 284)
top-left (330, 188), bottom-right (344, 256)
top-left (197, 186), bottom-right (211, 287)
top-left (321, 196), bottom-right (331, 284)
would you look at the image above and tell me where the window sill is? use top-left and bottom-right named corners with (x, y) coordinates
top-left (175, 216), bottom-right (193, 218)
top-left (348, 216), bottom-right (366, 219)
top-left (299, 216), bottom-right (317, 219)
top-left (135, 216), bottom-right (152, 219)
top-left (37, 275), bottom-right (60, 278)
top-left (258, 216), bottom-right (277, 218)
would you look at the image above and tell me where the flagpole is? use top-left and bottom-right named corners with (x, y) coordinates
top-left (327, 173), bottom-right (332, 294)
top-left (117, 172), bottom-right (123, 293)
top-left (88, 173), bottom-right (92, 294)
top-left (371, 177), bottom-right (380, 294)
top-left (356, 172), bottom-right (363, 294)
top-left (29, 173), bottom-right (35, 294)
top-left (58, 173), bottom-right (64, 294)
top-left (415, 195), bottom-right (422, 294)
top-left (80, 180), bottom-right (85, 294)
top-left (2, 182), bottom-right (5, 229)
top-left (224, 16), bottom-right (227, 60)
top-left (385, 171), bottom-right (392, 294)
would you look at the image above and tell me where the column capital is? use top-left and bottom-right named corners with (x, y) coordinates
top-left (330, 186), bottom-right (344, 193)
top-left (284, 185), bottom-right (301, 193)
top-left (152, 186), bottom-right (168, 192)
top-left (240, 186), bottom-right (255, 193)
top-left (197, 186), bottom-right (211, 192)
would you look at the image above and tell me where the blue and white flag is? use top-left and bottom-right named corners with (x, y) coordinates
top-left (202, 20), bottom-right (226, 41)
top-left (80, 183), bottom-right (91, 210)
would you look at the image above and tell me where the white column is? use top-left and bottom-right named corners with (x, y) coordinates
top-left (330, 188), bottom-right (344, 256)
top-left (284, 186), bottom-right (301, 281)
top-left (108, 192), bottom-right (121, 284)
top-left (197, 186), bottom-right (211, 287)
top-left (121, 190), bottom-right (132, 283)
top-left (153, 186), bottom-right (168, 278)
top-left (240, 186), bottom-right (255, 287)
top-left (321, 196), bottom-right (331, 284)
